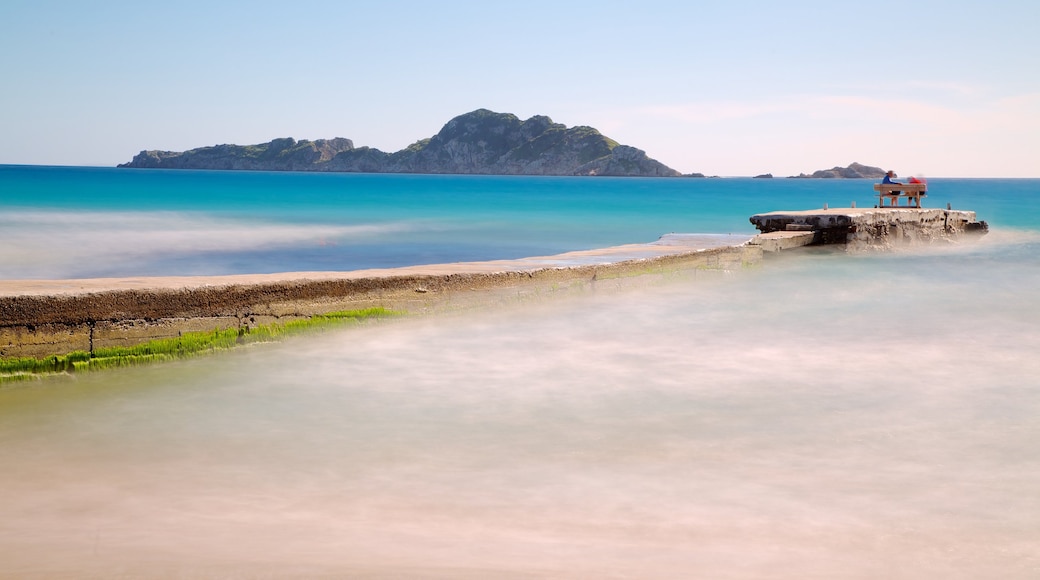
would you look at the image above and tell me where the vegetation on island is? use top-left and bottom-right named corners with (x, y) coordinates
top-left (0, 307), bottom-right (397, 384)
top-left (118, 108), bottom-right (893, 179)
top-left (119, 109), bottom-right (681, 177)
top-left (790, 162), bottom-right (887, 179)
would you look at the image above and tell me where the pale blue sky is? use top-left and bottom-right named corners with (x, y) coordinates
top-left (2, 0), bottom-right (1037, 176)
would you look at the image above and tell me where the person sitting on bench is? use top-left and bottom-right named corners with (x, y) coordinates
top-left (882, 170), bottom-right (902, 195)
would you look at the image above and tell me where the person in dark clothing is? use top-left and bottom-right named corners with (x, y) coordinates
top-left (882, 170), bottom-right (902, 195)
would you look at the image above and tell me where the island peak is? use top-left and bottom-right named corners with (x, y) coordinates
top-left (120, 109), bottom-right (681, 177)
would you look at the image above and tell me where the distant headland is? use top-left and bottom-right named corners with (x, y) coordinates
top-left (118, 109), bottom-right (890, 179)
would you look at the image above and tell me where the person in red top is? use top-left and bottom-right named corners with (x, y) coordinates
top-left (906, 176), bottom-right (927, 207)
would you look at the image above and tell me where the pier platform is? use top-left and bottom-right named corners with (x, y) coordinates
top-left (749, 207), bottom-right (988, 251)
top-left (1, 205), bottom-right (990, 361)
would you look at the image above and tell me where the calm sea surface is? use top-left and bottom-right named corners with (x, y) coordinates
top-left (1, 166), bottom-right (1039, 578)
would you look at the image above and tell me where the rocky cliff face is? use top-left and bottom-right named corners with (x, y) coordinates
top-left (120, 109), bottom-right (681, 177)
top-left (121, 137), bottom-right (355, 171)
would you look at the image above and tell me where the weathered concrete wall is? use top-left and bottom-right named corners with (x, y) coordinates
top-left (1, 245), bottom-right (761, 359)
top-left (5, 205), bottom-right (991, 361)
top-left (748, 208), bottom-right (987, 251)
top-left (749, 231), bottom-right (816, 252)
top-left (845, 209), bottom-right (986, 250)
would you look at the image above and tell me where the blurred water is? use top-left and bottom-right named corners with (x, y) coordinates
top-left (1, 235), bottom-right (1038, 578)
top-left (4, 166), bottom-right (1037, 278)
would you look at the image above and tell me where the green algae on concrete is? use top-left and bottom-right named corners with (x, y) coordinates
top-left (0, 308), bottom-right (397, 384)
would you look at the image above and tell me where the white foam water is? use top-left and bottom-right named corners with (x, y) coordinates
top-left (0, 209), bottom-right (420, 279)
top-left (1, 238), bottom-right (1038, 578)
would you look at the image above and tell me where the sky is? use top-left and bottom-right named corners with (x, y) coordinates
top-left (1, 0), bottom-right (1037, 177)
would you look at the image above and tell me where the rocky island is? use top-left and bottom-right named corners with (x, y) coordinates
top-left (790, 162), bottom-right (887, 179)
top-left (119, 109), bottom-right (681, 177)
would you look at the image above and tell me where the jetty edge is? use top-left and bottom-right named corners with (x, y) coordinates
top-left (0, 235), bottom-right (760, 363)
top-left (0, 204), bottom-right (989, 367)
top-left (749, 206), bottom-right (987, 251)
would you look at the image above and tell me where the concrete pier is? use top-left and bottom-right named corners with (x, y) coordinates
top-left (1, 236), bottom-right (760, 359)
top-left (749, 207), bottom-right (988, 251)
top-left (1, 205), bottom-right (991, 362)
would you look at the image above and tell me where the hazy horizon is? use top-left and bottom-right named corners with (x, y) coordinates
top-left (4, 160), bottom-right (1039, 180)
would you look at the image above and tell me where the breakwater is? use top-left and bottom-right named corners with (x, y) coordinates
top-left (0, 206), bottom-right (989, 361)
top-left (1, 238), bottom-right (760, 359)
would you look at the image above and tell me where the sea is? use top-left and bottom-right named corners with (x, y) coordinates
top-left (1, 165), bottom-right (1039, 578)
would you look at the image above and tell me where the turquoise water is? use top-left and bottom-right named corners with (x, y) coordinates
top-left (2, 166), bottom-right (1040, 577)
top-left (3, 165), bottom-right (1037, 278)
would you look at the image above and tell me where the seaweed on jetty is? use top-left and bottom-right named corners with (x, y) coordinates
top-left (0, 308), bottom-right (396, 383)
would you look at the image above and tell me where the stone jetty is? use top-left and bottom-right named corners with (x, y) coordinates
top-left (1, 206), bottom-right (989, 361)
top-left (749, 206), bottom-right (988, 252)
top-left (0, 235), bottom-right (759, 359)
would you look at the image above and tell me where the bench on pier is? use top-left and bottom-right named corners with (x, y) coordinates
top-left (874, 183), bottom-right (927, 207)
